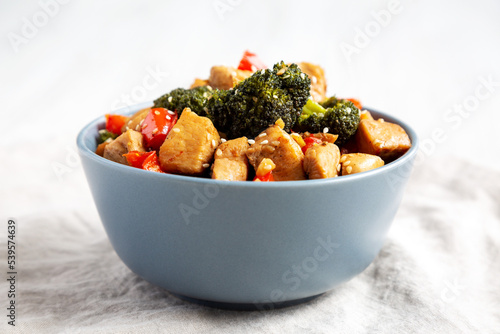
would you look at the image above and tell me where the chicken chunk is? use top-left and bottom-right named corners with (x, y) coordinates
top-left (103, 129), bottom-right (145, 165)
top-left (340, 153), bottom-right (384, 175)
top-left (121, 107), bottom-right (150, 133)
top-left (211, 137), bottom-right (250, 181)
top-left (303, 142), bottom-right (341, 179)
top-left (159, 108), bottom-right (220, 176)
top-left (356, 118), bottom-right (411, 161)
top-left (190, 78), bottom-right (209, 89)
top-left (298, 62), bottom-right (327, 102)
top-left (246, 125), bottom-right (306, 181)
top-left (208, 66), bottom-right (252, 90)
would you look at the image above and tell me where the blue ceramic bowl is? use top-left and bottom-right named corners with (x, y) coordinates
top-left (77, 102), bottom-right (418, 309)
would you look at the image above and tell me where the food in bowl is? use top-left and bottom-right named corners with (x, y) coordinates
top-left (95, 52), bottom-right (411, 182)
top-left (77, 107), bottom-right (418, 309)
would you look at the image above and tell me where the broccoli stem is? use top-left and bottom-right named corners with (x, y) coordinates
top-left (301, 98), bottom-right (326, 117)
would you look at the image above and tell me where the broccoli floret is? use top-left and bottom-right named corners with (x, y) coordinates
top-left (295, 98), bottom-right (360, 145)
top-left (97, 129), bottom-right (117, 144)
top-left (153, 86), bottom-right (212, 116)
top-left (206, 61), bottom-right (311, 139)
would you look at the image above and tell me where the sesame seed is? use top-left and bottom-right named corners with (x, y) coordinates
top-left (202, 163), bottom-right (210, 168)
top-left (154, 110), bottom-right (160, 115)
top-left (346, 166), bottom-right (353, 174)
top-left (168, 96), bottom-right (173, 103)
top-left (300, 73), bottom-right (305, 80)
top-left (135, 125), bottom-right (140, 131)
top-left (344, 160), bottom-right (351, 166)
top-left (337, 164), bottom-right (341, 172)
top-left (283, 133), bottom-right (290, 140)
top-left (125, 126), bottom-right (129, 130)
top-left (216, 149), bottom-right (222, 156)
top-left (143, 123), bottom-right (147, 128)
top-left (258, 133), bottom-right (267, 137)
top-left (261, 139), bottom-right (269, 145)
top-left (323, 127), bottom-right (329, 133)
top-left (248, 139), bottom-right (255, 145)
top-left (261, 69), bottom-right (265, 75)
top-left (312, 76), bottom-right (317, 84)
top-left (251, 65), bottom-right (257, 72)
top-left (167, 110), bottom-right (175, 115)
top-left (340, 155), bottom-right (347, 163)
top-left (212, 139), bottom-right (216, 147)
top-left (221, 138), bottom-right (227, 143)
top-left (232, 71), bottom-right (237, 77)
top-left (272, 140), bottom-right (280, 146)
top-left (203, 92), bottom-right (208, 98)
top-left (379, 118), bottom-right (385, 123)
top-left (173, 128), bottom-right (180, 133)
top-left (346, 107), bottom-right (351, 114)
top-left (140, 119), bottom-right (144, 126)
top-left (207, 133), bottom-right (211, 140)
top-left (264, 164), bottom-right (272, 170)
top-left (166, 115), bottom-right (171, 120)
top-left (277, 68), bottom-right (286, 76)
top-left (152, 128), bottom-right (158, 134)
top-left (207, 86), bottom-right (213, 91)
top-left (273, 95), bottom-right (278, 99)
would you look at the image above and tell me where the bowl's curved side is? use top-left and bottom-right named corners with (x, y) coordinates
top-left (77, 103), bottom-right (418, 305)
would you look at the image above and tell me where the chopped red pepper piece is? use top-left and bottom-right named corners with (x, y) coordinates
top-left (237, 50), bottom-right (267, 72)
top-left (253, 171), bottom-right (274, 182)
top-left (141, 108), bottom-right (178, 151)
top-left (344, 98), bottom-right (362, 109)
top-left (123, 151), bottom-right (164, 173)
top-left (105, 114), bottom-right (129, 135)
top-left (301, 136), bottom-right (322, 154)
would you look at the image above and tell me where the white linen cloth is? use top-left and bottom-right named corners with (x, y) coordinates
top-left (1, 155), bottom-right (499, 334)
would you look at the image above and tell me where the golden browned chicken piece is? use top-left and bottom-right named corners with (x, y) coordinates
top-left (298, 62), bottom-right (327, 102)
top-left (103, 129), bottom-right (145, 165)
top-left (189, 78), bottom-right (210, 89)
top-left (159, 108), bottom-right (220, 176)
top-left (340, 153), bottom-right (384, 175)
top-left (121, 107), bottom-right (150, 133)
top-left (208, 66), bottom-right (253, 90)
top-left (211, 137), bottom-right (250, 181)
top-left (303, 142), bottom-right (341, 179)
top-left (246, 125), bottom-right (306, 181)
top-left (356, 118), bottom-right (411, 161)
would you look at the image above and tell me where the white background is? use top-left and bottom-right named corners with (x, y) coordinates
top-left (1, 0), bottom-right (499, 219)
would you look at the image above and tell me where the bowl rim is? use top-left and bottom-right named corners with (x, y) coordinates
top-left (76, 101), bottom-right (419, 188)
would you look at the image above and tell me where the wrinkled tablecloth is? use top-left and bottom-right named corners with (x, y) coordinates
top-left (1, 155), bottom-right (499, 334)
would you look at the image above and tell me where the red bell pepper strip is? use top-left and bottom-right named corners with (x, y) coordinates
top-left (344, 98), bottom-right (362, 109)
top-left (237, 50), bottom-right (267, 72)
top-left (253, 171), bottom-right (274, 182)
top-left (301, 136), bottom-right (322, 154)
top-left (105, 114), bottom-right (129, 135)
top-left (141, 108), bottom-right (178, 151)
top-left (123, 151), bottom-right (164, 173)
